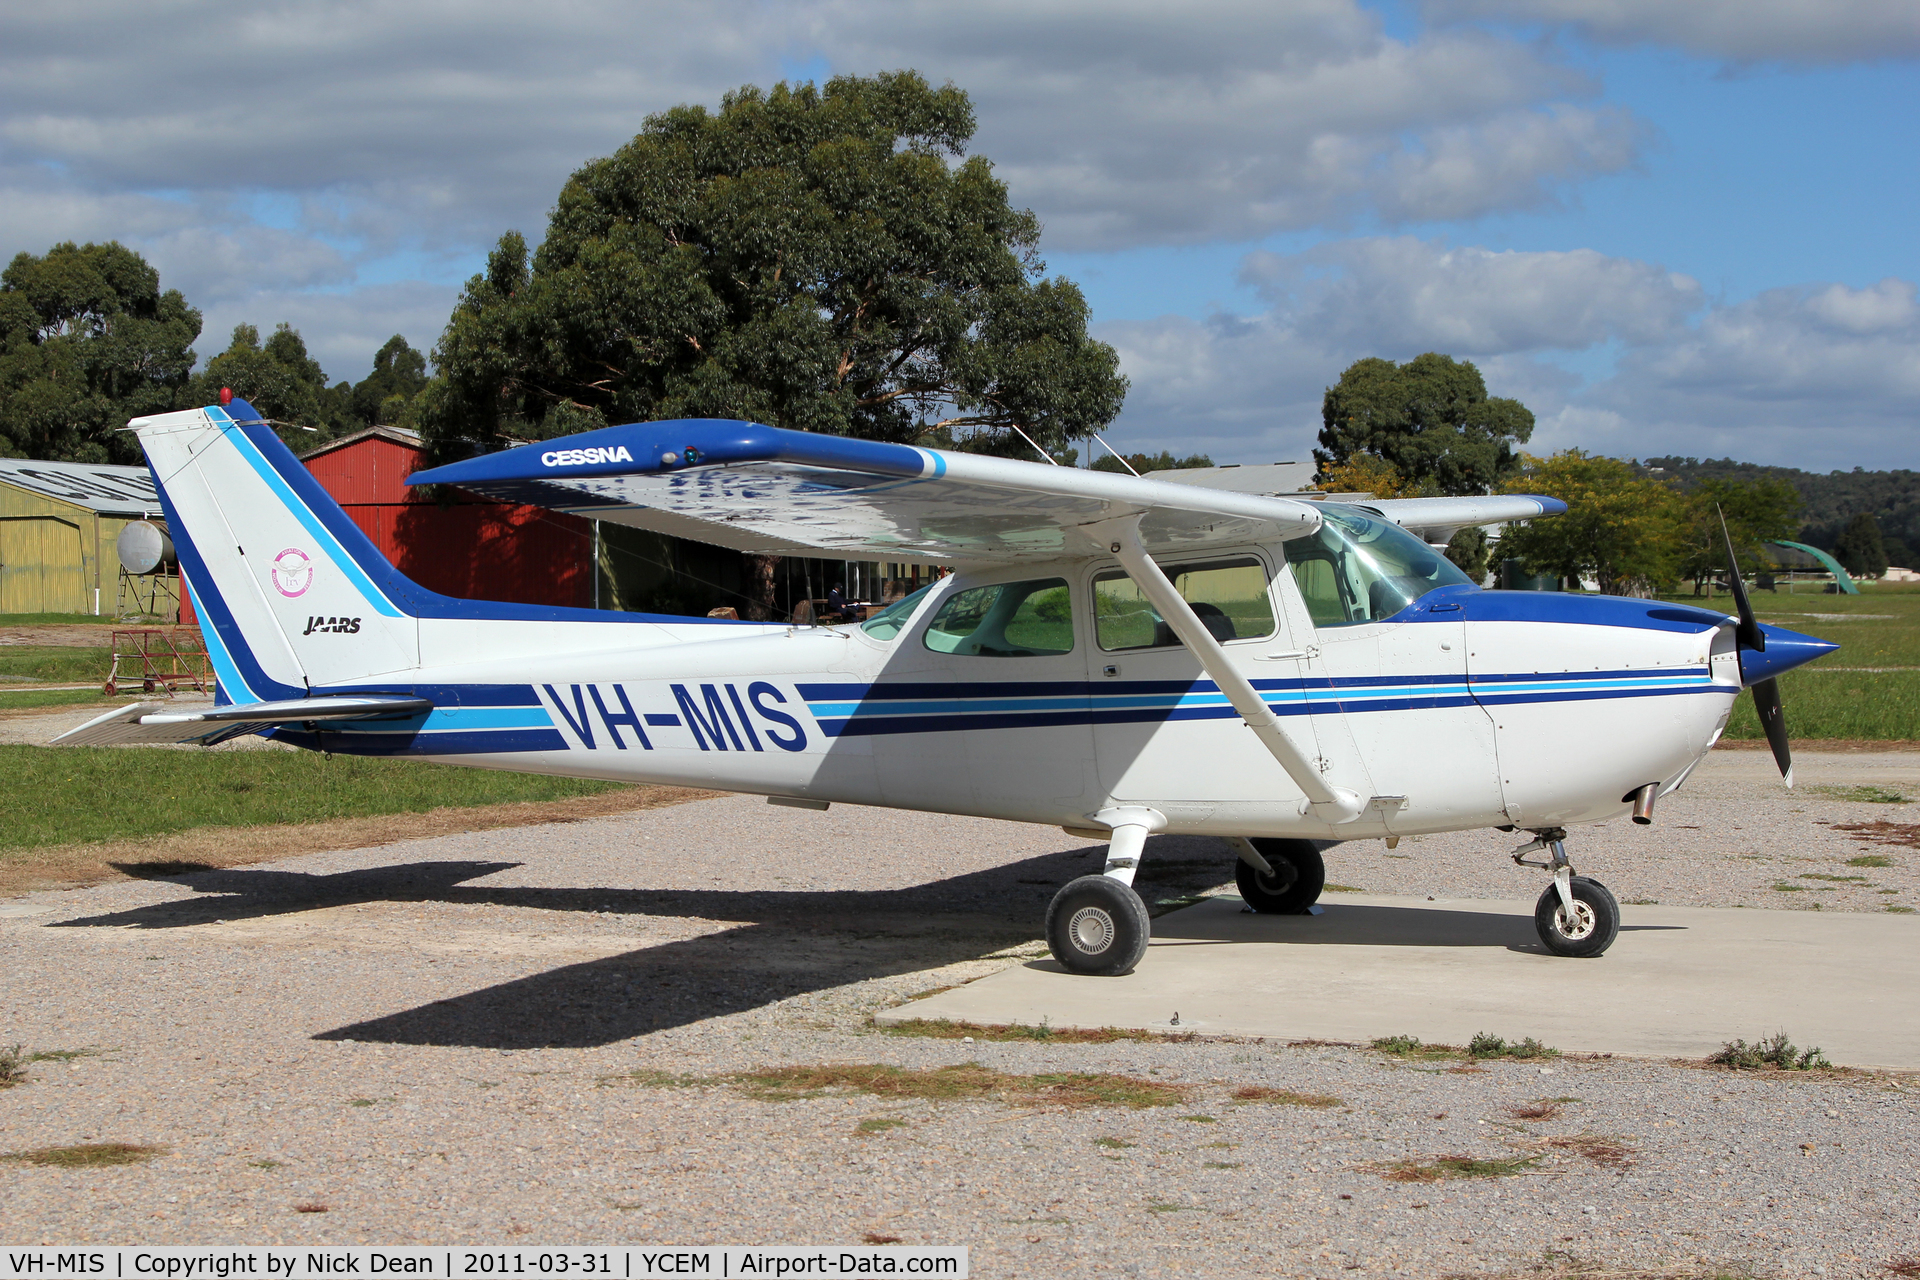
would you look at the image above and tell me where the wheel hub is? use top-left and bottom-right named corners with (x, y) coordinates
top-left (1068, 906), bottom-right (1115, 955)
top-left (1553, 901), bottom-right (1597, 941)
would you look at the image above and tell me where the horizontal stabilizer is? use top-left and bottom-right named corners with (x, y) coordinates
top-left (51, 696), bottom-right (435, 747)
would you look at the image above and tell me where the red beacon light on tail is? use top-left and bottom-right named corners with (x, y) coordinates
top-left (219, 387), bottom-right (233, 406)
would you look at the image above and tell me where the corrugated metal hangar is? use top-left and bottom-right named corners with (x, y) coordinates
top-left (0, 457), bottom-right (182, 616)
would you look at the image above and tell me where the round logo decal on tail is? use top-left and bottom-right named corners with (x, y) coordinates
top-left (271, 547), bottom-right (314, 597)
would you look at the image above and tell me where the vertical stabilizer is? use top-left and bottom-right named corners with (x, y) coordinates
top-left (133, 400), bottom-right (420, 699)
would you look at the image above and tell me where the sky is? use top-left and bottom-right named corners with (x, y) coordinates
top-left (3, 0), bottom-right (1916, 471)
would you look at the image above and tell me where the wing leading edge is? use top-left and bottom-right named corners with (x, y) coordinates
top-left (409, 419), bottom-right (1326, 564)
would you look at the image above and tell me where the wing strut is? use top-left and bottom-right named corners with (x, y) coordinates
top-left (1093, 516), bottom-right (1366, 824)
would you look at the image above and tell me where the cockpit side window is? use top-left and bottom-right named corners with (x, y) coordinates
top-left (859, 582), bottom-right (936, 641)
top-left (1283, 505), bottom-right (1473, 627)
top-left (1093, 557), bottom-right (1275, 651)
top-left (922, 578), bottom-right (1074, 656)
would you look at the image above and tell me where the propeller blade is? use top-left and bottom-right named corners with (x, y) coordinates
top-left (1718, 505), bottom-right (1764, 652)
top-left (1752, 676), bottom-right (1793, 787)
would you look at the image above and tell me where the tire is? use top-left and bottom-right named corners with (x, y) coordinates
top-left (1235, 838), bottom-right (1326, 914)
top-left (1046, 875), bottom-right (1151, 975)
top-left (1534, 876), bottom-right (1620, 958)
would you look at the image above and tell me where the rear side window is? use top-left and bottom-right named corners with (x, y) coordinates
top-left (1093, 558), bottom-right (1275, 651)
top-left (922, 578), bottom-right (1074, 656)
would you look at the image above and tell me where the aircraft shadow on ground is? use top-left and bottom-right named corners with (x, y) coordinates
top-left (50, 836), bottom-right (1217, 1049)
top-left (1152, 901), bottom-right (1688, 950)
top-left (47, 838), bottom-right (1633, 1048)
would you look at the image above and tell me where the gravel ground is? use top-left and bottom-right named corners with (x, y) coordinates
top-left (4, 775), bottom-right (1920, 1278)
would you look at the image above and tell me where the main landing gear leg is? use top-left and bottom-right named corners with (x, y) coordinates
top-left (1512, 828), bottom-right (1620, 958)
top-left (1047, 810), bottom-right (1159, 976)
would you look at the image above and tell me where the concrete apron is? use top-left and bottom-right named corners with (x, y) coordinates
top-left (878, 893), bottom-right (1920, 1070)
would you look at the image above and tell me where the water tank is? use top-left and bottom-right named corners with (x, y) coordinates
top-left (117, 520), bottom-right (176, 575)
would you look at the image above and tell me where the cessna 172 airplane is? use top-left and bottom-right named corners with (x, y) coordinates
top-left (57, 398), bottom-right (1838, 974)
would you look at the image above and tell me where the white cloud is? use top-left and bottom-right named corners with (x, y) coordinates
top-left (1240, 235), bottom-right (1701, 352)
top-left (1422, 0), bottom-right (1920, 65)
top-left (1097, 240), bottom-right (1920, 471)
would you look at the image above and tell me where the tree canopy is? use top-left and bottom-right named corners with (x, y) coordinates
top-left (187, 325), bottom-right (431, 448)
top-left (1317, 353), bottom-right (1534, 497)
top-left (1090, 450), bottom-right (1212, 474)
top-left (1833, 512), bottom-right (1889, 578)
top-left (0, 241), bottom-right (201, 462)
top-left (418, 72), bottom-right (1127, 464)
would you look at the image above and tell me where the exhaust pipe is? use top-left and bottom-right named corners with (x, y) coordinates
top-left (1629, 783), bottom-right (1658, 825)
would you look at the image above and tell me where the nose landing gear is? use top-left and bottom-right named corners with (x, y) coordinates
top-left (1513, 829), bottom-right (1620, 958)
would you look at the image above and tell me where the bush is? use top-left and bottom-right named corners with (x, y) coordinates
top-left (1708, 1033), bottom-right (1831, 1071)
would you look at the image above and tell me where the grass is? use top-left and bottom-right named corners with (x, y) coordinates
top-left (1541, 1133), bottom-right (1636, 1169)
top-left (0, 612), bottom-right (120, 626)
top-left (1724, 669), bottom-right (1920, 741)
top-left (0, 1045), bottom-right (25, 1087)
top-left (1376, 1152), bottom-right (1543, 1182)
top-left (0, 745), bottom-right (636, 853)
top-left (0, 645), bottom-right (113, 685)
top-left (0, 689), bottom-right (122, 710)
top-left (2, 1142), bottom-right (165, 1167)
top-left (1849, 854), bottom-right (1897, 867)
top-left (724, 1062), bottom-right (1192, 1109)
top-left (1092, 1137), bottom-right (1135, 1149)
top-left (1230, 1085), bottom-right (1343, 1108)
top-left (1800, 872), bottom-right (1868, 883)
top-left (1811, 784), bottom-right (1909, 804)
top-left (856, 1117), bottom-right (908, 1134)
top-left (876, 1017), bottom-right (1187, 1044)
top-left (1706, 1032), bottom-right (1832, 1071)
top-left (1834, 820), bottom-right (1920, 849)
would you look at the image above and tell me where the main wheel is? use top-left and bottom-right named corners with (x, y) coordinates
top-left (1235, 838), bottom-right (1326, 914)
top-left (1046, 875), bottom-right (1151, 975)
top-left (1534, 876), bottom-right (1620, 957)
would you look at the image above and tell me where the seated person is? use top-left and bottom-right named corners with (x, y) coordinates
top-left (824, 583), bottom-right (860, 623)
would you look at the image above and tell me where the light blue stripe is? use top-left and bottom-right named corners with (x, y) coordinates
top-left (186, 577), bottom-right (255, 702)
top-left (332, 707), bottom-right (554, 734)
top-left (212, 408), bottom-right (405, 618)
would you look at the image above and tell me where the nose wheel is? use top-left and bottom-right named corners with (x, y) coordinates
top-left (1513, 829), bottom-right (1619, 957)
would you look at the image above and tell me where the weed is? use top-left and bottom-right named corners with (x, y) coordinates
top-left (1884, 1257), bottom-right (1920, 1279)
top-left (292, 1203), bottom-right (328, 1214)
top-left (1800, 872), bottom-right (1869, 882)
top-left (1092, 1137), bottom-right (1135, 1149)
top-left (860, 1234), bottom-right (901, 1246)
top-left (1370, 1035), bottom-right (1430, 1056)
top-left (1231, 1086), bottom-right (1343, 1108)
top-left (1834, 820), bottom-right (1920, 849)
top-left (1813, 785), bottom-right (1910, 804)
top-left (1324, 883), bottom-right (1364, 893)
top-left (1707, 1033), bottom-right (1832, 1071)
top-left (26, 1047), bottom-right (103, 1064)
top-left (1849, 855), bottom-right (1896, 867)
top-left (1202, 1161), bottom-right (1243, 1169)
top-left (725, 1063), bottom-right (1191, 1109)
top-left (1506, 1100), bottom-right (1563, 1121)
top-left (346, 1097), bottom-right (394, 1108)
top-left (249, 1159), bottom-right (284, 1170)
top-left (876, 1018), bottom-right (1182, 1045)
top-left (1771, 882), bottom-right (1807, 892)
top-left (1178, 1114), bottom-right (1217, 1123)
top-left (1541, 1133), bottom-right (1636, 1168)
top-left (1146, 1202), bottom-right (1197, 1214)
top-left (1376, 1152), bottom-right (1543, 1182)
top-left (856, 1117), bottom-right (908, 1134)
top-left (1888, 904), bottom-right (1915, 913)
top-left (601, 1068), bottom-right (698, 1088)
top-left (1470, 1033), bottom-right (1560, 1060)
top-left (0, 1045), bottom-right (25, 1088)
top-left (2, 1142), bottom-right (165, 1167)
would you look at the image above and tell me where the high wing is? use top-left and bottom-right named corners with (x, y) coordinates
top-left (410, 419), bottom-right (1328, 563)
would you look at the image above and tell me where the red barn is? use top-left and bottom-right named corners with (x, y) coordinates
top-left (300, 427), bottom-right (593, 608)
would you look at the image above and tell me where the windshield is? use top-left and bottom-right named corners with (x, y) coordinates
top-left (858, 582), bottom-right (937, 641)
top-left (1284, 505), bottom-right (1472, 627)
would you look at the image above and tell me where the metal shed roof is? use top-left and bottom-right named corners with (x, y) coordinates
top-left (0, 457), bottom-right (161, 516)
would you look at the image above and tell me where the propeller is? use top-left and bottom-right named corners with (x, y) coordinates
top-left (1719, 507), bottom-right (1793, 787)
